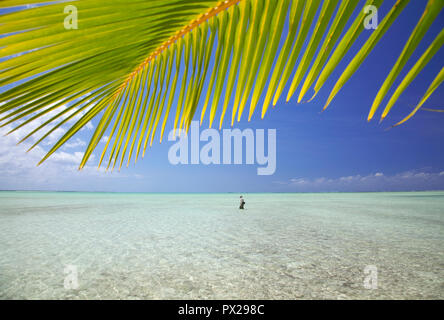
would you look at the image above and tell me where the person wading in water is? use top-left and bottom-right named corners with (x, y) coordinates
top-left (239, 196), bottom-right (245, 210)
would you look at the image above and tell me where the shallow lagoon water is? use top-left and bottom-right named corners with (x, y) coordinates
top-left (0, 191), bottom-right (443, 299)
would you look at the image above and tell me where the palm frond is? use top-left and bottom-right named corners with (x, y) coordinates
top-left (0, 0), bottom-right (443, 170)
top-left (392, 66), bottom-right (444, 127)
top-left (423, 107), bottom-right (444, 112)
top-left (369, 0), bottom-right (444, 121)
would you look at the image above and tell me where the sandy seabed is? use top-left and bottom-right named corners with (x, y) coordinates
top-left (0, 191), bottom-right (443, 299)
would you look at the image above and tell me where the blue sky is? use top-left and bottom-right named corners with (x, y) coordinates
top-left (0, 0), bottom-right (444, 192)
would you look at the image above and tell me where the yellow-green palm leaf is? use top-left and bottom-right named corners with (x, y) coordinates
top-left (0, 0), bottom-right (443, 170)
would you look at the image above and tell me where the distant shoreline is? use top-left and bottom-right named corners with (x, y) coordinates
top-left (1, 190), bottom-right (444, 194)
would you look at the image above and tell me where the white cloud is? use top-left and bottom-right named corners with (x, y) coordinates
top-left (375, 172), bottom-right (384, 177)
top-left (278, 170), bottom-right (444, 192)
top-left (0, 101), bottom-right (95, 147)
top-left (50, 151), bottom-right (87, 164)
top-left (0, 119), bottom-right (140, 191)
top-left (63, 138), bottom-right (86, 149)
top-left (290, 178), bottom-right (306, 184)
top-left (43, 127), bottom-right (67, 145)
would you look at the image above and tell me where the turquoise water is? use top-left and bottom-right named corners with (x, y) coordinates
top-left (0, 191), bottom-right (443, 299)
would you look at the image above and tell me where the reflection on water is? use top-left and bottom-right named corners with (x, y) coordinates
top-left (0, 191), bottom-right (443, 299)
